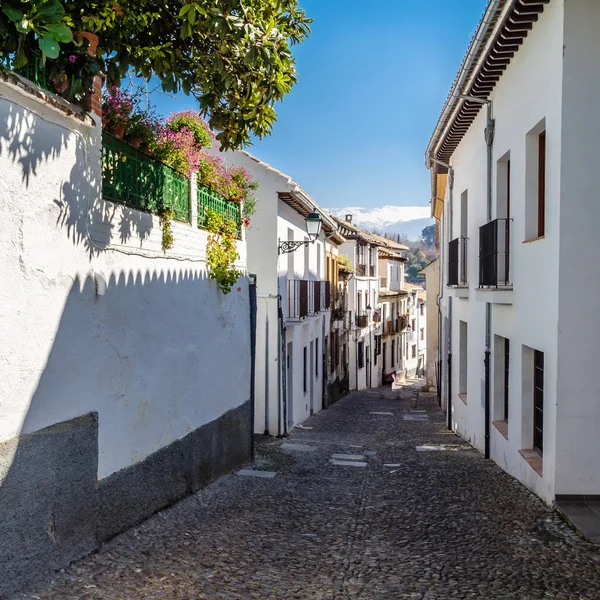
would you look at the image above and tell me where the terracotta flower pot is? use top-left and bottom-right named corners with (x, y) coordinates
top-left (106, 122), bottom-right (127, 138)
top-left (75, 31), bottom-right (99, 56)
top-left (130, 137), bottom-right (142, 148)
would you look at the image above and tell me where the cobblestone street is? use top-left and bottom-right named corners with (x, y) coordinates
top-left (12, 385), bottom-right (600, 600)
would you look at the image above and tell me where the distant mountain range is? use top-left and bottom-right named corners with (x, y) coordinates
top-left (327, 205), bottom-right (433, 241)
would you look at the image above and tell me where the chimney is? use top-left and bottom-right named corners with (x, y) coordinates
top-left (345, 214), bottom-right (353, 224)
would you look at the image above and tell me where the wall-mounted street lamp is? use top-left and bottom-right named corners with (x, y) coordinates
top-left (278, 211), bottom-right (323, 254)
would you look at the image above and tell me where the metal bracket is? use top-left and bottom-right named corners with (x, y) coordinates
top-left (278, 239), bottom-right (311, 255)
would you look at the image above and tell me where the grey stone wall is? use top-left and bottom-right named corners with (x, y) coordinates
top-left (0, 402), bottom-right (251, 598)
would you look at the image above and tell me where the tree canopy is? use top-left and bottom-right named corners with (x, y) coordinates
top-left (1, 0), bottom-right (312, 149)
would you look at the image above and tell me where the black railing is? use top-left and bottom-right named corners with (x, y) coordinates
top-left (325, 281), bottom-right (332, 309)
top-left (479, 219), bottom-right (511, 288)
top-left (448, 237), bottom-right (468, 286)
top-left (356, 263), bottom-right (366, 277)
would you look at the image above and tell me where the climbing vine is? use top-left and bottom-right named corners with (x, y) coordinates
top-left (159, 206), bottom-right (174, 252)
top-left (205, 208), bottom-right (241, 294)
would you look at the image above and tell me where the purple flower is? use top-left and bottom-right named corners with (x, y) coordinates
top-left (69, 55), bottom-right (77, 64)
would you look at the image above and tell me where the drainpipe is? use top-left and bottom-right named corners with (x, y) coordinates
top-left (264, 309), bottom-right (270, 435)
top-left (278, 295), bottom-right (288, 437)
top-left (429, 156), bottom-right (454, 430)
top-left (458, 94), bottom-right (494, 459)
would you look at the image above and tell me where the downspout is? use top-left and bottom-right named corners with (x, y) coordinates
top-left (278, 295), bottom-right (288, 437)
top-left (429, 156), bottom-right (454, 430)
top-left (264, 309), bottom-right (270, 435)
top-left (484, 101), bottom-right (494, 460)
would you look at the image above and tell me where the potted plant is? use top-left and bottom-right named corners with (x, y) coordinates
top-left (126, 108), bottom-right (160, 150)
top-left (46, 38), bottom-right (103, 105)
top-left (102, 86), bottom-right (134, 138)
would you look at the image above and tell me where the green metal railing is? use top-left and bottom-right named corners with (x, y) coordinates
top-left (102, 132), bottom-right (190, 222)
top-left (1, 51), bottom-right (50, 91)
top-left (197, 183), bottom-right (242, 239)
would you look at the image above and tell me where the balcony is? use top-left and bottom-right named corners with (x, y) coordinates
top-left (398, 315), bottom-right (408, 332)
top-left (477, 218), bottom-right (513, 304)
top-left (356, 263), bottom-right (366, 276)
top-left (356, 312), bottom-right (369, 328)
top-left (380, 277), bottom-right (388, 289)
top-left (448, 236), bottom-right (469, 298)
top-left (384, 320), bottom-right (398, 336)
top-left (287, 280), bottom-right (330, 320)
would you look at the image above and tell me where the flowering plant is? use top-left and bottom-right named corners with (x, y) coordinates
top-left (126, 107), bottom-right (161, 148)
top-left (151, 126), bottom-right (202, 175)
top-left (166, 111), bottom-right (215, 149)
top-left (102, 86), bottom-right (135, 127)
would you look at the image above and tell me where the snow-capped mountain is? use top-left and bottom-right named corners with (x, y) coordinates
top-left (327, 205), bottom-right (433, 241)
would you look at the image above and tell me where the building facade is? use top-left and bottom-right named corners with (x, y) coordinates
top-left (426, 0), bottom-right (600, 503)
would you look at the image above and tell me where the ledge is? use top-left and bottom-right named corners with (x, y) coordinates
top-left (519, 449), bottom-right (543, 477)
top-left (492, 420), bottom-right (508, 440)
top-left (523, 235), bottom-right (545, 244)
top-left (447, 285), bottom-right (470, 299)
top-left (458, 393), bottom-right (467, 404)
top-left (475, 287), bottom-right (513, 305)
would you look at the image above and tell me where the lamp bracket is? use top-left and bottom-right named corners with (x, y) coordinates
top-left (278, 239), bottom-right (313, 255)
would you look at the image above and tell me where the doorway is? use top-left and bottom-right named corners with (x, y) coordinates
top-left (366, 345), bottom-right (371, 388)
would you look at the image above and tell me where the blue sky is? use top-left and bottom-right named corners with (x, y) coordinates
top-left (147, 0), bottom-right (486, 210)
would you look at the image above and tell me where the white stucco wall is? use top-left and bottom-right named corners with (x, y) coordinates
top-left (423, 260), bottom-right (439, 390)
top-left (554, 0), bottom-right (600, 496)
top-left (0, 80), bottom-right (251, 479)
top-left (438, 0), bottom-right (564, 502)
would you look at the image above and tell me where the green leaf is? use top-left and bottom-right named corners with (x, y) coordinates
top-left (2, 6), bottom-right (23, 23)
top-left (12, 48), bottom-right (27, 69)
top-left (35, 1), bottom-right (65, 24)
top-left (41, 22), bottom-right (72, 43)
top-left (38, 35), bottom-right (60, 59)
top-left (178, 5), bottom-right (191, 17)
top-left (188, 7), bottom-right (196, 25)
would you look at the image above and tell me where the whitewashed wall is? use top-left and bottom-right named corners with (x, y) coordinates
top-left (0, 79), bottom-right (250, 479)
top-left (441, 0), bottom-right (564, 502)
top-left (555, 0), bottom-right (600, 496)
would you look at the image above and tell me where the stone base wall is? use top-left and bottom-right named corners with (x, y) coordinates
top-left (0, 402), bottom-right (251, 597)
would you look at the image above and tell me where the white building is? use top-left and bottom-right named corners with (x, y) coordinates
top-left (404, 283), bottom-right (427, 379)
top-left (420, 259), bottom-right (439, 392)
top-left (426, 0), bottom-right (600, 505)
top-left (212, 151), bottom-right (345, 435)
top-left (0, 74), bottom-right (252, 595)
top-left (332, 215), bottom-right (383, 390)
top-left (377, 246), bottom-right (408, 382)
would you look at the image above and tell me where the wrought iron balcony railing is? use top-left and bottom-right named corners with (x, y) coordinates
top-left (356, 263), bottom-right (366, 277)
top-left (448, 237), bottom-right (468, 286)
top-left (479, 218), bottom-right (511, 288)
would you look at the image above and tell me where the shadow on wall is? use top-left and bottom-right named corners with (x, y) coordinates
top-left (0, 269), bottom-right (252, 597)
top-left (0, 100), bottom-right (155, 259)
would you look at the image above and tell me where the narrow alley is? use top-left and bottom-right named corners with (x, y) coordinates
top-left (11, 385), bottom-right (600, 600)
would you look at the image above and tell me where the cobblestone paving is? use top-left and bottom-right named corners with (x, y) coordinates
top-left (11, 385), bottom-right (600, 599)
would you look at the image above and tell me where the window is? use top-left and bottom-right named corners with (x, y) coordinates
top-left (412, 345), bottom-right (416, 359)
top-left (412, 319), bottom-right (416, 333)
top-left (534, 350), bottom-right (544, 454)
top-left (315, 337), bottom-right (319, 378)
top-left (459, 321), bottom-right (468, 396)
top-left (303, 346), bottom-right (307, 394)
top-left (357, 291), bottom-right (362, 313)
top-left (391, 340), bottom-right (396, 367)
top-left (420, 304), bottom-right (424, 316)
top-left (493, 335), bottom-right (510, 428)
top-left (460, 189), bottom-right (468, 238)
top-left (504, 339), bottom-right (510, 422)
top-left (420, 328), bottom-right (425, 341)
top-left (358, 341), bottom-right (365, 369)
top-left (525, 120), bottom-right (546, 240)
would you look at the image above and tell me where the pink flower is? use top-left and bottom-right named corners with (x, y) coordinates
top-left (69, 55), bottom-right (77, 64)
